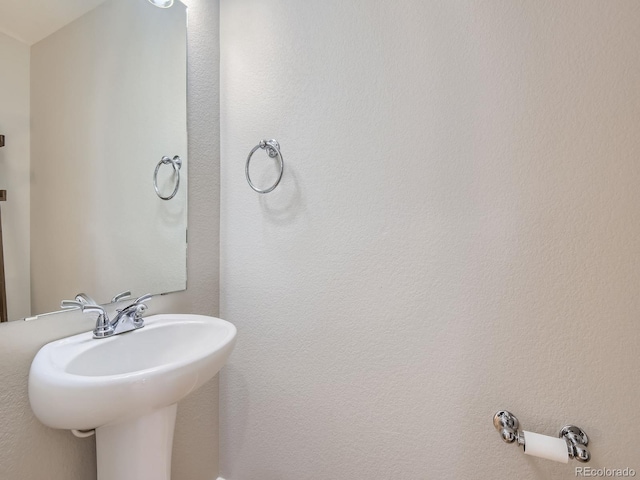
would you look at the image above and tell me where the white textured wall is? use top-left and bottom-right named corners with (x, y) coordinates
top-left (30, 0), bottom-right (187, 316)
top-left (220, 1), bottom-right (640, 479)
top-left (0, 0), bottom-right (220, 478)
top-left (0, 32), bottom-right (31, 321)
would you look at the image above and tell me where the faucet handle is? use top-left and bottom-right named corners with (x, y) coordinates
top-left (111, 291), bottom-right (132, 303)
top-left (61, 292), bottom-right (98, 309)
top-left (75, 293), bottom-right (97, 305)
top-left (82, 305), bottom-right (114, 338)
top-left (134, 293), bottom-right (152, 304)
top-left (131, 294), bottom-right (152, 324)
top-left (82, 305), bottom-right (106, 315)
top-left (61, 299), bottom-right (83, 309)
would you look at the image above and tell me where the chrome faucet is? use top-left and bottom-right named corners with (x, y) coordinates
top-left (62, 291), bottom-right (152, 339)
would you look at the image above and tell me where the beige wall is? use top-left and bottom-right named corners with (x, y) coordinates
top-left (30, 0), bottom-right (188, 316)
top-left (0, 32), bottom-right (31, 321)
top-left (0, 0), bottom-right (220, 478)
top-left (219, 1), bottom-right (640, 479)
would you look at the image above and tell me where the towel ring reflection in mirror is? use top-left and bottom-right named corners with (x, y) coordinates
top-left (154, 155), bottom-right (182, 200)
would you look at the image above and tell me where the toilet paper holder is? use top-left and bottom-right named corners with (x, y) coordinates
top-left (493, 410), bottom-right (590, 462)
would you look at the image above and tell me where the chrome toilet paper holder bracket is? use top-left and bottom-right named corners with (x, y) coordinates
top-left (493, 410), bottom-right (590, 462)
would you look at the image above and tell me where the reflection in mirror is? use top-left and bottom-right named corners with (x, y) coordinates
top-left (0, 0), bottom-right (188, 322)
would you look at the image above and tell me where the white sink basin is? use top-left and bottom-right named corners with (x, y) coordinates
top-left (28, 314), bottom-right (236, 480)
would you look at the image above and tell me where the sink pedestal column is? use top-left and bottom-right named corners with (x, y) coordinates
top-left (95, 404), bottom-right (177, 480)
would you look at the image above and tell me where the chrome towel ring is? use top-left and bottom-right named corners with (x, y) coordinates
top-left (154, 155), bottom-right (182, 200)
top-left (245, 139), bottom-right (284, 194)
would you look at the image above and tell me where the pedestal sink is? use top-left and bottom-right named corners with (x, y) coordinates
top-left (28, 314), bottom-right (236, 480)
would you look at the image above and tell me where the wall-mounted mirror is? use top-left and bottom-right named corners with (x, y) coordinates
top-left (0, 0), bottom-right (188, 322)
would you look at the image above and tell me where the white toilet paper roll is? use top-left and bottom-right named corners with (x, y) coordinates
top-left (522, 431), bottom-right (569, 463)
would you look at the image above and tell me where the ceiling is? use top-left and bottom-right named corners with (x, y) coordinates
top-left (0, 0), bottom-right (109, 45)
